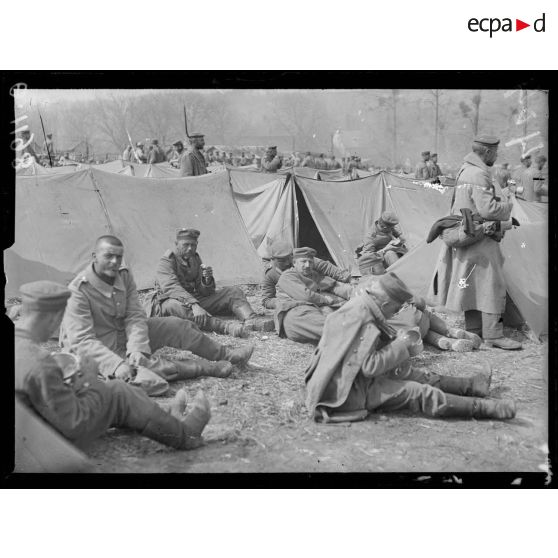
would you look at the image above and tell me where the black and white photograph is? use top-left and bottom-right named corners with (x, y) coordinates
top-left (3, 80), bottom-right (550, 479)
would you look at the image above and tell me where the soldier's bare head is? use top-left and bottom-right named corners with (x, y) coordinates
top-left (93, 236), bottom-right (124, 281)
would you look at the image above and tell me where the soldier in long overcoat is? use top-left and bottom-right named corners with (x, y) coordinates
top-left (428, 135), bottom-right (522, 350)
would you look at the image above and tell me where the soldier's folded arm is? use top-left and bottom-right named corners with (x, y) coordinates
top-left (313, 257), bottom-right (351, 283)
top-left (360, 337), bottom-right (410, 378)
top-left (26, 358), bottom-right (100, 440)
top-left (64, 288), bottom-right (126, 377)
top-left (155, 254), bottom-right (200, 306)
top-left (472, 183), bottom-right (513, 221)
top-left (278, 273), bottom-right (331, 306)
top-left (122, 270), bottom-right (152, 357)
top-left (362, 233), bottom-right (381, 253)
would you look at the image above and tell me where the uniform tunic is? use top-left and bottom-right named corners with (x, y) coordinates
top-left (261, 155), bottom-right (283, 173)
top-left (428, 151), bottom-right (513, 315)
top-left (149, 249), bottom-right (248, 318)
top-left (415, 161), bottom-right (430, 180)
top-left (261, 258), bottom-right (351, 309)
top-left (274, 268), bottom-right (352, 343)
top-left (147, 146), bottom-right (166, 164)
top-left (60, 263), bottom-right (228, 387)
top-left (304, 294), bottom-right (448, 420)
top-left (179, 148), bottom-right (208, 177)
top-left (15, 327), bottom-right (190, 450)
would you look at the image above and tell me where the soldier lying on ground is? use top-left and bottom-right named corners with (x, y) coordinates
top-left (145, 228), bottom-right (274, 338)
top-left (16, 281), bottom-right (211, 451)
top-left (261, 240), bottom-right (351, 310)
top-left (60, 235), bottom-right (254, 397)
top-left (354, 276), bottom-right (482, 353)
top-left (305, 271), bottom-right (516, 423)
top-left (274, 247), bottom-right (352, 344)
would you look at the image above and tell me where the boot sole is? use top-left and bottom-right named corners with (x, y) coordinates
top-left (484, 341), bottom-right (522, 350)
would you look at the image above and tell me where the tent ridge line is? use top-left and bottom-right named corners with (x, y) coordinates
top-left (88, 168), bottom-right (116, 235)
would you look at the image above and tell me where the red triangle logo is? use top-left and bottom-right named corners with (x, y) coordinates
top-left (516, 19), bottom-right (530, 31)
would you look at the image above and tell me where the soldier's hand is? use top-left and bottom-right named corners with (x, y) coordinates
top-left (128, 351), bottom-right (148, 368)
top-left (201, 266), bottom-right (213, 279)
top-left (323, 295), bottom-right (335, 305)
top-left (191, 303), bottom-right (211, 327)
top-left (411, 296), bottom-right (426, 311)
top-left (114, 362), bottom-right (136, 382)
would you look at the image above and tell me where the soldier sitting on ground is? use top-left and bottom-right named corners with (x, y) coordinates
top-left (274, 247), bottom-right (353, 344)
top-left (305, 271), bottom-right (516, 424)
top-left (261, 240), bottom-right (351, 310)
top-left (356, 211), bottom-right (408, 270)
top-left (145, 228), bottom-right (274, 338)
top-left (61, 235), bottom-right (254, 397)
top-left (16, 281), bottom-right (212, 452)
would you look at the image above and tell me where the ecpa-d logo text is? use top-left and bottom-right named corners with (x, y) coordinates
top-left (468, 13), bottom-right (545, 37)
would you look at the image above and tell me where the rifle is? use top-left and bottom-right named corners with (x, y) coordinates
top-left (38, 109), bottom-right (53, 167)
top-left (125, 127), bottom-right (141, 164)
top-left (183, 104), bottom-right (190, 140)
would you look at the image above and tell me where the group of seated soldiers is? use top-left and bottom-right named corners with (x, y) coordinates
top-left (14, 218), bottom-right (517, 459)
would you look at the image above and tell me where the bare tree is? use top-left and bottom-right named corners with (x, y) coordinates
top-left (459, 90), bottom-right (483, 136)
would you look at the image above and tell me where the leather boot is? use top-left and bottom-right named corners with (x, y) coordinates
top-left (140, 393), bottom-right (209, 450)
top-left (437, 365), bottom-right (492, 397)
top-left (172, 359), bottom-right (234, 379)
top-left (223, 344), bottom-right (254, 367)
top-left (484, 337), bottom-right (522, 350)
top-left (233, 301), bottom-right (275, 332)
top-left (448, 328), bottom-right (482, 349)
top-left (203, 317), bottom-right (249, 339)
top-left (437, 394), bottom-right (516, 420)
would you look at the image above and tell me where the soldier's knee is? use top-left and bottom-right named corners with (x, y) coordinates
top-left (162, 299), bottom-right (189, 318)
top-left (223, 286), bottom-right (245, 299)
top-left (106, 379), bottom-right (130, 401)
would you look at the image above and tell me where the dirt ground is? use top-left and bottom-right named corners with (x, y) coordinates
top-left (31, 289), bottom-right (548, 474)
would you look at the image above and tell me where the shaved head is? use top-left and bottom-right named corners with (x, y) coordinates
top-left (95, 235), bottom-right (123, 250)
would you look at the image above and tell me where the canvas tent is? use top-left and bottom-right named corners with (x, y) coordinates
top-left (6, 167), bottom-right (262, 298)
top-left (229, 168), bottom-right (547, 339)
top-left (6, 166), bottom-right (547, 339)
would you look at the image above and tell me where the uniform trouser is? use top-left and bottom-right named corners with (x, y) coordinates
top-left (337, 362), bottom-right (449, 417)
top-left (464, 310), bottom-right (503, 340)
top-left (160, 287), bottom-right (249, 319)
top-left (282, 306), bottom-right (328, 344)
top-left (70, 380), bottom-right (189, 450)
top-left (126, 317), bottom-right (230, 395)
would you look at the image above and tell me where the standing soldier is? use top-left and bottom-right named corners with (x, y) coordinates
top-left (415, 150), bottom-right (430, 179)
top-left (169, 140), bottom-right (184, 167)
top-left (428, 153), bottom-right (442, 179)
top-left (180, 133), bottom-right (208, 177)
top-left (147, 139), bottom-right (166, 164)
top-left (429, 135), bottom-right (522, 350)
top-left (261, 146), bottom-right (283, 173)
top-left (301, 152), bottom-right (314, 168)
top-left (133, 141), bottom-right (147, 163)
top-left (239, 152), bottom-right (248, 166)
top-left (494, 162), bottom-right (511, 190)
